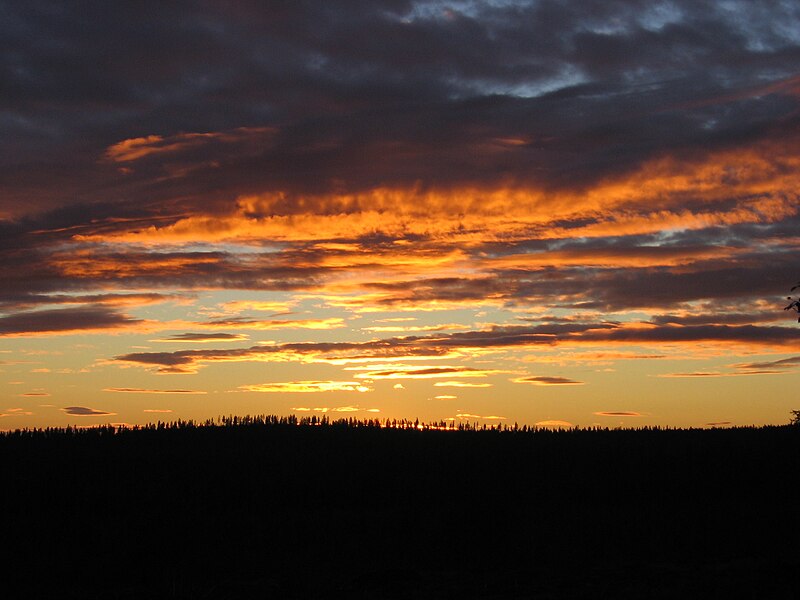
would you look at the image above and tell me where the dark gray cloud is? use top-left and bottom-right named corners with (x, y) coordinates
top-left (156, 333), bottom-right (249, 342)
top-left (649, 311), bottom-right (787, 326)
top-left (61, 406), bottom-right (115, 416)
top-left (114, 321), bottom-right (800, 373)
top-left (734, 355), bottom-right (800, 372)
top-left (2, 0), bottom-right (800, 216)
top-left (104, 387), bottom-right (206, 394)
top-left (0, 306), bottom-right (142, 336)
top-left (514, 376), bottom-right (584, 385)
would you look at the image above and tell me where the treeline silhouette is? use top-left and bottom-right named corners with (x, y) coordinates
top-left (2, 416), bottom-right (799, 599)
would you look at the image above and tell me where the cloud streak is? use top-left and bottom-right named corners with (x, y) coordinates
top-left (240, 381), bottom-right (371, 393)
top-left (62, 406), bottom-right (116, 417)
top-left (104, 388), bottom-right (207, 394)
top-left (513, 376), bottom-right (584, 386)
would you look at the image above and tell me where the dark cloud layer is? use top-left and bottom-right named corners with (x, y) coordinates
top-left (156, 333), bottom-right (249, 343)
top-left (114, 322), bottom-right (800, 373)
top-left (0, 306), bottom-right (142, 336)
top-left (3, 0), bottom-right (800, 214)
top-left (514, 376), bottom-right (584, 385)
top-left (61, 406), bottom-right (115, 416)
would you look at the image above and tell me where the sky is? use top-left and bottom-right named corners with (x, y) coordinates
top-left (2, 0), bottom-right (800, 430)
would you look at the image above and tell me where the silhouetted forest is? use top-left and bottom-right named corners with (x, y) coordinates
top-left (2, 416), bottom-right (799, 599)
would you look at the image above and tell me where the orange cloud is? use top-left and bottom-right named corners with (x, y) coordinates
top-left (433, 381), bottom-right (493, 388)
top-left (1, 408), bottom-right (35, 417)
top-left (104, 127), bottom-right (276, 162)
top-left (484, 245), bottom-right (745, 270)
top-left (104, 387), bottom-right (207, 394)
top-left (455, 413), bottom-right (507, 420)
top-left (79, 139), bottom-right (800, 247)
top-left (534, 420), bottom-right (573, 428)
top-left (593, 411), bottom-right (644, 417)
top-left (217, 300), bottom-right (296, 314)
top-left (291, 405), bottom-right (379, 413)
top-left (363, 323), bottom-right (469, 332)
top-left (353, 365), bottom-right (501, 380)
top-left (240, 381), bottom-right (371, 393)
top-left (199, 317), bottom-right (345, 330)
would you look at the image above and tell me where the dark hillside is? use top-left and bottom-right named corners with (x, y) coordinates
top-left (2, 418), bottom-right (799, 598)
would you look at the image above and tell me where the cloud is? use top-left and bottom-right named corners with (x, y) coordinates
top-left (656, 355), bottom-right (800, 379)
top-left (112, 322), bottom-right (800, 375)
top-left (152, 333), bottom-right (250, 343)
top-left (734, 355), bottom-right (800, 372)
top-left (433, 381), bottom-right (493, 388)
top-left (198, 317), bottom-right (346, 330)
top-left (104, 387), bottom-right (207, 394)
top-left (593, 412), bottom-right (644, 417)
top-left (291, 405), bottom-right (378, 413)
top-left (104, 128), bottom-right (276, 163)
top-left (353, 366), bottom-right (501, 380)
top-left (61, 406), bottom-right (116, 416)
top-left (217, 300), bottom-right (296, 314)
top-left (513, 376), bottom-right (584, 386)
top-left (654, 371), bottom-right (786, 378)
top-left (363, 323), bottom-right (469, 333)
top-left (1, 408), bottom-right (34, 417)
top-left (656, 372), bottom-right (730, 378)
top-left (240, 381), bottom-right (371, 393)
top-left (534, 420), bottom-right (573, 429)
top-left (455, 413), bottom-right (507, 421)
top-left (0, 307), bottom-right (143, 337)
top-left (143, 409), bottom-right (174, 413)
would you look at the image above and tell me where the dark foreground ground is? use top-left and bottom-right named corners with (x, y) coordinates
top-left (2, 418), bottom-right (799, 598)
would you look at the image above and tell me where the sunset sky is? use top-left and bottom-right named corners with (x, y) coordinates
top-left (2, 0), bottom-right (800, 430)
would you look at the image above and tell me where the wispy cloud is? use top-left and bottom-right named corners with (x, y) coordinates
top-left (0, 307), bottom-right (144, 337)
top-left (534, 420), bottom-right (573, 429)
top-left (455, 413), bottom-right (507, 421)
top-left (104, 388), bottom-right (207, 394)
top-left (291, 406), bottom-right (380, 413)
top-left (240, 381), bottom-right (371, 393)
top-left (61, 406), bottom-right (116, 416)
top-left (433, 381), bottom-right (493, 388)
top-left (512, 376), bottom-right (584, 386)
top-left (112, 322), bottom-right (800, 376)
top-left (353, 366), bottom-right (501, 380)
top-left (593, 412), bottom-right (644, 417)
top-left (151, 333), bottom-right (250, 343)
